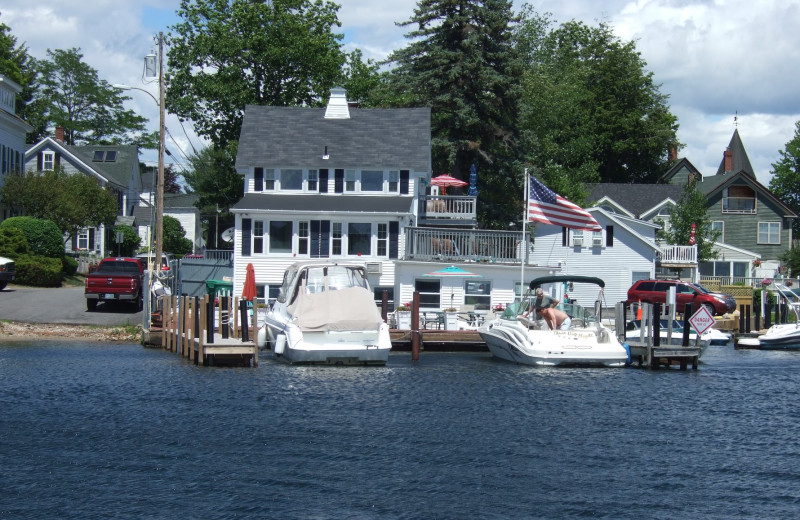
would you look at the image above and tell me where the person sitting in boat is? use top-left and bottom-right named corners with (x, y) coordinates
top-left (538, 307), bottom-right (571, 330)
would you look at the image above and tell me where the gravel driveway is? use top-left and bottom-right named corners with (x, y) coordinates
top-left (0, 284), bottom-right (144, 326)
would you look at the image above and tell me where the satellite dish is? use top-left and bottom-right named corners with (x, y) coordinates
top-left (220, 227), bottom-right (234, 243)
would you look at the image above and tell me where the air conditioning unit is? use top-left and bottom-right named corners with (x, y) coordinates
top-left (592, 237), bottom-right (603, 247)
top-left (572, 237), bottom-right (583, 247)
top-left (366, 262), bottom-right (382, 275)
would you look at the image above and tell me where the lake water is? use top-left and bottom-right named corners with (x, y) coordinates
top-left (2, 341), bottom-right (800, 519)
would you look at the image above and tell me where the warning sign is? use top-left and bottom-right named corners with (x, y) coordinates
top-left (689, 306), bottom-right (715, 335)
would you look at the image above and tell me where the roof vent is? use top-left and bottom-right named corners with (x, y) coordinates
top-left (324, 87), bottom-right (350, 119)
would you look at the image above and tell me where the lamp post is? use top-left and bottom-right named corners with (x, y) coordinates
top-left (113, 32), bottom-right (165, 295)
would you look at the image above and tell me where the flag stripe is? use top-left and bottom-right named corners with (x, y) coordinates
top-left (527, 176), bottom-right (602, 231)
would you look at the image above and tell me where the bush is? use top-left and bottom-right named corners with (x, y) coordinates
top-left (112, 224), bottom-right (141, 257)
top-left (62, 255), bottom-right (78, 276)
top-left (14, 254), bottom-right (62, 287)
top-left (0, 227), bottom-right (31, 258)
top-left (0, 217), bottom-right (64, 258)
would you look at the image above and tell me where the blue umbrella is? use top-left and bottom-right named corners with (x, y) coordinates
top-left (468, 164), bottom-right (478, 197)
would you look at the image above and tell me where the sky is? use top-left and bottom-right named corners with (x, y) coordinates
top-left (2, 0), bottom-right (799, 186)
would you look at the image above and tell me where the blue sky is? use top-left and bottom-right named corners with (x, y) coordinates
top-left (2, 0), bottom-right (800, 185)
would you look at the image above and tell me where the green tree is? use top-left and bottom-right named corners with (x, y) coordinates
top-left (0, 169), bottom-right (119, 243)
top-left (780, 247), bottom-right (800, 279)
top-left (111, 224), bottom-right (141, 257)
top-left (341, 49), bottom-right (381, 107)
top-left (769, 120), bottom-right (800, 235)
top-left (517, 14), bottom-right (679, 186)
top-left (162, 215), bottom-right (193, 255)
top-left (167, 0), bottom-right (346, 146)
top-left (660, 179), bottom-right (720, 263)
top-left (385, 0), bottom-right (523, 227)
top-left (0, 15), bottom-right (45, 139)
top-left (32, 48), bottom-right (153, 146)
top-left (0, 216), bottom-right (64, 258)
top-left (0, 226), bottom-right (30, 259)
top-left (183, 144), bottom-right (242, 247)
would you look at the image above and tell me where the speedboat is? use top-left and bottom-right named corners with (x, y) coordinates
top-left (259, 261), bottom-right (391, 365)
top-left (478, 275), bottom-right (629, 367)
top-left (737, 282), bottom-right (800, 350)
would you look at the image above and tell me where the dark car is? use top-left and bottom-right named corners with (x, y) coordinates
top-left (627, 279), bottom-right (736, 316)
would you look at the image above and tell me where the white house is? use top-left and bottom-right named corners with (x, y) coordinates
top-left (0, 74), bottom-right (33, 221)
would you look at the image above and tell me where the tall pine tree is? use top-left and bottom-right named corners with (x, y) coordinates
top-left (386, 0), bottom-right (522, 227)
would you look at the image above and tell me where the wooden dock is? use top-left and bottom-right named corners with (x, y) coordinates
top-left (143, 293), bottom-right (258, 367)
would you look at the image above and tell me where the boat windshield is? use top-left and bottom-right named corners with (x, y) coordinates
top-left (304, 265), bottom-right (369, 294)
top-left (508, 290), bottom-right (598, 323)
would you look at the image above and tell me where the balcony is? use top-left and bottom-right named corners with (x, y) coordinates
top-left (657, 245), bottom-right (697, 267)
top-left (722, 196), bottom-right (756, 214)
top-left (417, 195), bottom-right (477, 227)
top-left (405, 226), bottom-right (525, 263)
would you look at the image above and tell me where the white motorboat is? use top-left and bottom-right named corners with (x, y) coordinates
top-left (259, 261), bottom-right (391, 365)
top-left (737, 282), bottom-right (800, 350)
top-left (478, 276), bottom-right (630, 367)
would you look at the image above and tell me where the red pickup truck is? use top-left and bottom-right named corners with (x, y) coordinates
top-left (85, 257), bottom-right (145, 311)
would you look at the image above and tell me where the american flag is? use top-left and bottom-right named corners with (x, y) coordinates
top-left (527, 176), bottom-right (601, 231)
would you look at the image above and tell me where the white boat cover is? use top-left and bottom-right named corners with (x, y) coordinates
top-left (288, 286), bottom-right (382, 332)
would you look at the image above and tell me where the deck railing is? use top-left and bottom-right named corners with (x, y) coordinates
top-left (418, 195), bottom-right (477, 222)
top-left (722, 196), bottom-right (756, 214)
top-left (404, 226), bottom-right (525, 263)
top-left (657, 245), bottom-right (697, 265)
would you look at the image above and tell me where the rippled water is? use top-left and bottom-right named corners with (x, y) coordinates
top-left (2, 342), bottom-right (800, 519)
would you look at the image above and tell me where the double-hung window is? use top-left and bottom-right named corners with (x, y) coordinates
top-left (298, 221), bottom-right (309, 255)
top-left (281, 169), bottom-right (302, 191)
top-left (43, 151), bottom-right (55, 171)
top-left (348, 223), bottom-right (371, 256)
top-left (264, 169), bottom-right (275, 190)
top-left (270, 221), bottom-right (293, 253)
top-left (253, 220), bottom-right (265, 254)
top-left (377, 223), bottom-right (388, 256)
top-left (388, 171), bottom-right (399, 193)
top-left (332, 223), bottom-right (343, 255)
top-left (345, 170), bottom-right (356, 192)
top-left (308, 170), bottom-right (318, 191)
top-left (757, 222), bottom-right (780, 244)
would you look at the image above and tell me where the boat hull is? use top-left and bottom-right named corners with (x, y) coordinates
top-left (263, 319), bottom-right (391, 365)
top-left (479, 319), bottom-right (629, 367)
top-left (748, 324), bottom-right (800, 350)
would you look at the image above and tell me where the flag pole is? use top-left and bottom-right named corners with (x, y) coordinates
top-left (520, 169), bottom-right (528, 302)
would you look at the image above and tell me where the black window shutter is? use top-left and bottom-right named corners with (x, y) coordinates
top-left (334, 169), bottom-right (344, 193)
top-left (606, 225), bottom-right (613, 247)
top-left (55, 152), bottom-right (61, 168)
top-left (37, 153), bottom-right (42, 171)
top-left (400, 170), bottom-right (409, 195)
top-left (389, 221), bottom-right (399, 259)
top-left (319, 169), bottom-right (329, 193)
top-left (254, 167), bottom-right (263, 192)
top-left (88, 228), bottom-right (95, 250)
top-left (562, 227), bottom-right (567, 247)
top-left (242, 218), bottom-right (252, 256)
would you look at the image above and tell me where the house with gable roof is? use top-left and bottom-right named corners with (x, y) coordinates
top-left (22, 130), bottom-right (142, 255)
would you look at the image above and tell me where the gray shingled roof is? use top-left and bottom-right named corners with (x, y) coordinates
top-left (68, 144), bottom-right (140, 189)
top-left (235, 105), bottom-right (431, 173)
top-left (587, 183), bottom-right (684, 218)
top-left (231, 193), bottom-right (414, 214)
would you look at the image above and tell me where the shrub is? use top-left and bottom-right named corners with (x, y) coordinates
top-left (0, 217), bottom-right (64, 258)
top-left (0, 227), bottom-right (31, 258)
top-left (111, 224), bottom-right (141, 257)
top-left (14, 254), bottom-right (62, 287)
top-left (62, 255), bottom-right (78, 276)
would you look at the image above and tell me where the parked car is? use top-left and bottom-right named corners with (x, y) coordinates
top-left (84, 257), bottom-right (145, 311)
top-left (135, 252), bottom-right (174, 272)
top-left (0, 256), bottom-right (15, 291)
top-left (627, 279), bottom-right (736, 316)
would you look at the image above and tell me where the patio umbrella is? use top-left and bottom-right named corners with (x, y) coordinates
top-left (241, 262), bottom-right (257, 301)
top-left (430, 174), bottom-right (468, 195)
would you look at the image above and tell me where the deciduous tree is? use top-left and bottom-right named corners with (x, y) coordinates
top-left (769, 120), bottom-right (800, 235)
top-left (167, 0), bottom-right (346, 146)
top-left (660, 179), bottom-right (720, 263)
top-left (32, 48), bottom-right (153, 146)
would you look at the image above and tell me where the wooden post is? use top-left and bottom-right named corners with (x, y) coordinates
top-left (411, 291), bottom-right (421, 361)
top-left (232, 296), bottom-right (239, 339)
top-left (745, 305), bottom-right (751, 333)
top-left (206, 298), bottom-right (214, 344)
top-left (161, 295), bottom-right (169, 349)
top-left (198, 295), bottom-right (207, 365)
top-left (221, 295), bottom-right (229, 339)
top-left (682, 303), bottom-right (693, 347)
top-left (739, 304), bottom-right (746, 333)
top-left (240, 300), bottom-right (250, 342)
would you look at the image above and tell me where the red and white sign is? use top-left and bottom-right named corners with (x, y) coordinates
top-left (689, 306), bottom-right (715, 335)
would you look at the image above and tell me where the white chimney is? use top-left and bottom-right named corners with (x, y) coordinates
top-left (324, 87), bottom-right (350, 119)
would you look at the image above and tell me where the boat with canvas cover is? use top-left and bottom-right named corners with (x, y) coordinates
top-left (259, 261), bottom-right (391, 365)
top-left (478, 276), bottom-right (629, 367)
top-left (737, 282), bottom-right (800, 349)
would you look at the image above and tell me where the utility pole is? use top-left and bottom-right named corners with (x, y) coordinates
top-left (154, 31), bottom-right (165, 280)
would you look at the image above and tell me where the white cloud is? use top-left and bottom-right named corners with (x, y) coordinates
top-left (2, 0), bottom-right (798, 184)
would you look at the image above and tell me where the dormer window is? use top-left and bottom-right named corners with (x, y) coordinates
top-left (92, 150), bottom-right (117, 162)
top-left (43, 151), bottom-right (55, 171)
top-left (281, 169), bottom-right (302, 190)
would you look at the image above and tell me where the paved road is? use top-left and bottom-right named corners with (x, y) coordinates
top-left (0, 284), bottom-right (144, 326)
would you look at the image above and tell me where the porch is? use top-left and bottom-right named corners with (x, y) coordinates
top-left (417, 195), bottom-right (478, 227)
top-left (404, 226), bottom-right (525, 263)
top-left (657, 245), bottom-right (698, 268)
